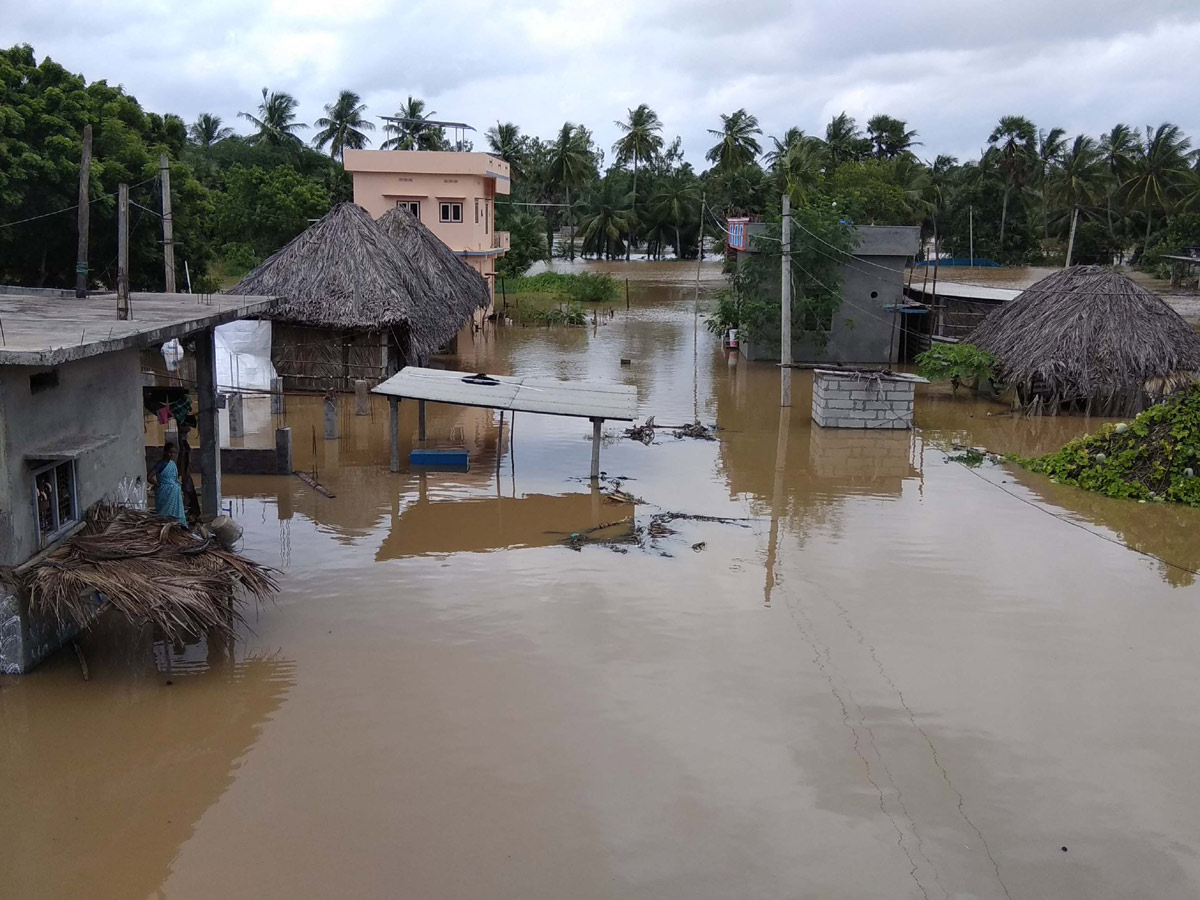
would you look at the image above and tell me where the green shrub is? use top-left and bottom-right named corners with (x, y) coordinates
top-left (1018, 385), bottom-right (1200, 506)
top-left (915, 343), bottom-right (998, 395)
top-left (504, 271), bottom-right (619, 303)
top-left (531, 303), bottom-right (587, 326)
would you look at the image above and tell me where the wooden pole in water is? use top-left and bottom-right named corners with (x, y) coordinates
top-left (160, 153), bottom-right (176, 293)
top-left (780, 193), bottom-right (792, 407)
top-left (590, 417), bottom-right (602, 480)
top-left (75, 125), bottom-right (92, 298)
top-left (389, 397), bottom-right (400, 473)
top-left (117, 183), bottom-right (130, 320)
top-left (418, 399), bottom-right (426, 443)
top-left (625, 277), bottom-right (630, 310)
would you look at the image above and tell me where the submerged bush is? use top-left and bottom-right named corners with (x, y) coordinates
top-left (915, 343), bottom-right (998, 395)
top-left (504, 271), bottom-right (618, 303)
top-left (531, 303), bottom-right (587, 326)
top-left (1018, 384), bottom-right (1200, 506)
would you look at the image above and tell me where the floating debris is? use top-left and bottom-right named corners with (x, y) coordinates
top-left (673, 422), bottom-right (718, 441)
top-left (625, 416), bottom-right (656, 445)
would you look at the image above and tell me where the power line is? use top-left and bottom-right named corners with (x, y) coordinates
top-left (0, 176), bottom-right (159, 231)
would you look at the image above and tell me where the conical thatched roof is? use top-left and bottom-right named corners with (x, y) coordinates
top-left (967, 265), bottom-right (1200, 414)
top-left (377, 205), bottom-right (491, 320)
top-left (231, 203), bottom-right (487, 363)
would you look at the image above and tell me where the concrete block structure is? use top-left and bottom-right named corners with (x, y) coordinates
top-left (0, 289), bottom-right (279, 673)
top-left (811, 369), bottom-right (926, 430)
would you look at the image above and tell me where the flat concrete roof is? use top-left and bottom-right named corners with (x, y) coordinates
top-left (373, 366), bottom-right (638, 421)
top-left (0, 291), bottom-right (280, 367)
top-left (905, 280), bottom-right (1019, 303)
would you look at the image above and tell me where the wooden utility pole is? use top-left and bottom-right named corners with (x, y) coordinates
top-left (117, 183), bottom-right (130, 320)
top-left (75, 125), bottom-right (92, 298)
top-left (1065, 207), bottom-right (1079, 268)
top-left (780, 193), bottom-right (792, 408)
top-left (969, 205), bottom-right (974, 268)
top-left (160, 153), bottom-right (176, 292)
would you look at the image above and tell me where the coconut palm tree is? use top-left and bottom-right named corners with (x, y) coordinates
top-left (1036, 126), bottom-right (1067, 237)
top-left (188, 113), bottom-right (233, 148)
top-left (486, 121), bottom-right (525, 175)
top-left (1048, 135), bottom-right (1104, 261)
top-left (1100, 123), bottom-right (1139, 241)
top-left (238, 88), bottom-right (307, 147)
top-left (705, 109), bottom-right (762, 173)
top-left (576, 176), bottom-right (634, 259)
top-left (987, 115), bottom-right (1037, 249)
top-left (382, 97), bottom-right (445, 151)
top-left (613, 104), bottom-right (664, 259)
top-left (777, 138), bottom-right (827, 206)
top-left (1121, 122), bottom-right (1195, 243)
top-left (649, 173), bottom-right (700, 259)
top-left (866, 115), bottom-right (920, 160)
top-left (312, 90), bottom-right (374, 160)
top-left (825, 112), bottom-right (869, 167)
top-left (547, 123), bottom-right (593, 260)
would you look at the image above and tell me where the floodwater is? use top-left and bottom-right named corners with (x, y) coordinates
top-left (6, 260), bottom-right (1200, 900)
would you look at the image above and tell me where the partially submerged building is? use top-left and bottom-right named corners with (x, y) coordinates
top-left (730, 223), bottom-right (921, 364)
top-left (0, 288), bottom-right (278, 672)
top-left (967, 265), bottom-right (1200, 416)
top-left (344, 150), bottom-right (511, 302)
top-left (231, 203), bottom-right (491, 390)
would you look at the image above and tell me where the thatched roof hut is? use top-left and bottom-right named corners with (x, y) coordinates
top-left (377, 204), bottom-right (491, 318)
top-left (231, 204), bottom-right (490, 380)
top-left (967, 265), bottom-right (1200, 415)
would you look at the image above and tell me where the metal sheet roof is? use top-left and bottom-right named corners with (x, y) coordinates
top-left (372, 366), bottom-right (638, 421)
top-left (905, 280), bottom-right (1019, 303)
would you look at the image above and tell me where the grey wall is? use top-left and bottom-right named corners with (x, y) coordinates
top-left (741, 226), bottom-right (919, 365)
top-left (0, 349), bottom-right (145, 567)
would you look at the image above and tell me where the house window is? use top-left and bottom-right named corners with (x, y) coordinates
top-left (33, 460), bottom-right (78, 546)
top-left (440, 202), bottom-right (463, 224)
top-left (395, 200), bottom-right (420, 220)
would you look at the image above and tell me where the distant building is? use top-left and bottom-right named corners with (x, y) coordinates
top-left (344, 150), bottom-right (511, 302)
top-left (0, 287), bottom-right (278, 672)
top-left (732, 223), bottom-right (921, 365)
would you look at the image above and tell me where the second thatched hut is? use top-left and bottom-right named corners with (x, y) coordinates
top-left (231, 203), bottom-right (491, 390)
top-left (967, 265), bottom-right (1200, 416)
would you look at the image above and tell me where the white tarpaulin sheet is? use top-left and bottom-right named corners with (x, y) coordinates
top-left (215, 320), bottom-right (277, 391)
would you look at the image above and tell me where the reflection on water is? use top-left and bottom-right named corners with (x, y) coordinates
top-left (7, 258), bottom-right (1200, 899)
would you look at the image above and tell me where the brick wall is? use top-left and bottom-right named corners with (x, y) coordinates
top-left (811, 370), bottom-right (922, 430)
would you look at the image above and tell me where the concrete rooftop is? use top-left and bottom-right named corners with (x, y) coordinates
top-left (0, 291), bottom-right (280, 367)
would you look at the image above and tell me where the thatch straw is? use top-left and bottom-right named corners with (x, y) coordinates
top-left (231, 203), bottom-right (489, 365)
top-left (23, 506), bottom-right (277, 642)
top-left (967, 265), bottom-right (1200, 416)
top-left (377, 204), bottom-right (491, 331)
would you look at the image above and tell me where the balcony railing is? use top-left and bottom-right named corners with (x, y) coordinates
top-left (492, 231), bottom-right (510, 251)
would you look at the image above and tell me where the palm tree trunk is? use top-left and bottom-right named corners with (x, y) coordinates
top-left (1145, 195), bottom-right (1153, 245)
top-left (1000, 184), bottom-right (1010, 251)
top-left (675, 222), bottom-right (682, 260)
top-left (627, 157), bottom-right (637, 261)
top-left (567, 186), bottom-right (575, 261)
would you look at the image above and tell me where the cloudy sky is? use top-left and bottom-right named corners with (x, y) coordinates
top-left (5, 0), bottom-right (1200, 166)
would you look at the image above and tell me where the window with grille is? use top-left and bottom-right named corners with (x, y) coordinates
top-left (396, 200), bottom-right (420, 219)
top-left (440, 202), bottom-right (463, 223)
top-left (33, 460), bottom-right (78, 546)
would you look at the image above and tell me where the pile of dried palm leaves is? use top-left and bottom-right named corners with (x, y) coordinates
top-left (23, 505), bottom-right (277, 642)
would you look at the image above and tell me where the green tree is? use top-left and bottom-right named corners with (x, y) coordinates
top-left (189, 113), bottom-right (233, 148)
top-left (705, 109), bottom-right (762, 173)
top-left (866, 114), bottom-right (920, 160)
top-left (1035, 126), bottom-right (1067, 237)
top-left (547, 122), bottom-right (592, 260)
top-left (613, 103), bottom-right (664, 259)
top-left (649, 171), bottom-right (700, 259)
top-left (825, 112), bottom-right (871, 167)
top-left (987, 115), bottom-right (1037, 250)
top-left (575, 175), bottom-right (633, 259)
top-left (381, 97), bottom-right (446, 151)
top-left (486, 121), bottom-right (525, 176)
top-left (1100, 123), bottom-right (1139, 243)
top-left (495, 208), bottom-right (548, 277)
top-left (1121, 123), bottom-right (1194, 244)
top-left (214, 164), bottom-right (329, 259)
top-left (312, 90), bottom-right (373, 160)
top-left (238, 87), bottom-right (307, 147)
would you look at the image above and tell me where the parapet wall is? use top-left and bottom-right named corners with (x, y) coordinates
top-left (811, 370), bottom-right (925, 430)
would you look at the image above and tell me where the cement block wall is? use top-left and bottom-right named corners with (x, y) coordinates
top-left (0, 349), bottom-right (146, 568)
top-left (811, 370), bottom-right (921, 429)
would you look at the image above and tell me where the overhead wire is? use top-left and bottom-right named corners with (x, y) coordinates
top-left (0, 175), bottom-right (160, 231)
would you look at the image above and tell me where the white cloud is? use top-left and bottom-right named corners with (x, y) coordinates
top-left (2, 0), bottom-right (1198, 167)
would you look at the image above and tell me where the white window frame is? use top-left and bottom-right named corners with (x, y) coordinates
top-left (395, 200), bottom-right (420, 220)
top-left (32, 459), bottom-right (79, 547)
top-left (440, 201), bottom-right (463, 224)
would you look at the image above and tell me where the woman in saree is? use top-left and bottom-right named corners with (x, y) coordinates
top-left (148, 441), bottom-right (188, 526)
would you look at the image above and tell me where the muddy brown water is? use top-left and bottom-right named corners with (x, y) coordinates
top-left (6, 260), bottom-right (1200, 899)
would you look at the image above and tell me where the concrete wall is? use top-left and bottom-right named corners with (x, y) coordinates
top-left (0, 348), bottom-right (146, 568)
top-left (741, 225), bottom-right (920, 365)
top-left (811, 370), bottom-right (921, 429)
